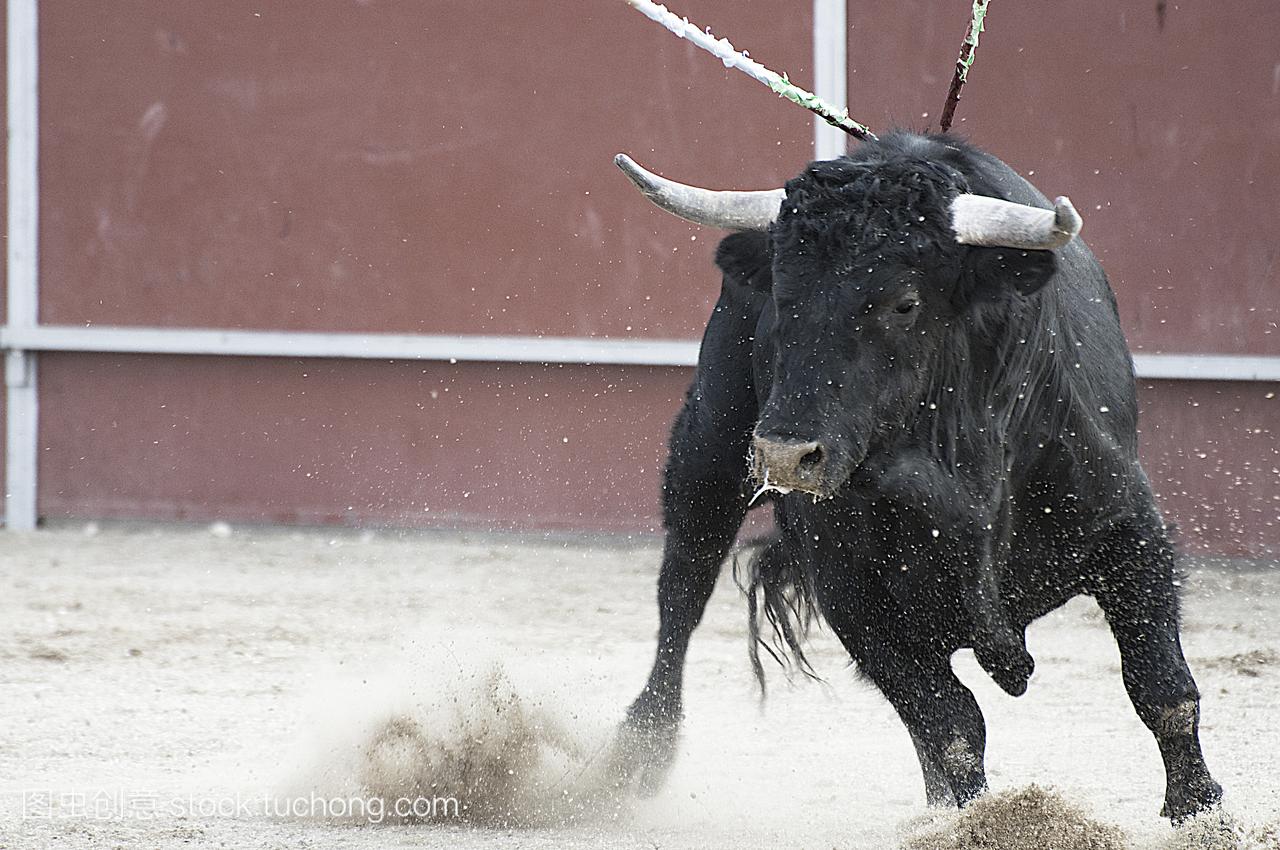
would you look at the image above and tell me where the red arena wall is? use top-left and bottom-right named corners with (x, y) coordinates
top-left (5, 1), bottom-right (1278, 554)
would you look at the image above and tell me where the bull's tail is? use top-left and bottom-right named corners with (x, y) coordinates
top-left (733, 532), bottom-right (820, 697)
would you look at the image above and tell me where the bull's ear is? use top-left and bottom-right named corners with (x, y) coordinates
top-left (715, 231), bottom-right (773, 293)
top-left (962, 245), bottom-right (1057, 299)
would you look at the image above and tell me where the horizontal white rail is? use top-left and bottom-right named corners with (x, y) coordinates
top-left (0, 325), bottom-right (702, 366)
top-left (1, 324), bottom-right (1278, 381)
top-left (1130, 353), bottom-right (1280, 383)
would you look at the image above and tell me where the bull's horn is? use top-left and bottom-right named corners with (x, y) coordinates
top-left (950, 194), bottom-right (1082, 250)
top-left (614, 153), bottom-right (784, 231)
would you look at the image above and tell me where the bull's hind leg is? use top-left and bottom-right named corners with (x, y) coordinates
top-left (1092, 520), bottom-right (1222, 821)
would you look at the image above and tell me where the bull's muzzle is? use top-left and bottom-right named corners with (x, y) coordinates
top-left (751, 433), bottom-right (828, 494)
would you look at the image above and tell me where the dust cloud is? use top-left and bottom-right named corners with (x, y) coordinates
top-left (278, 640), bottom-right (628, 828)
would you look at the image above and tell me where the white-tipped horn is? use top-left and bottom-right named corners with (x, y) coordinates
top-left (614, 153), bottom-right (785, 231)
top-left (950, 194), bottom-right (1082, 251)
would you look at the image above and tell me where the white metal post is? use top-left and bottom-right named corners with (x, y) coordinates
top-left (812, 0), bottom-right (848, 161)
top-left (6, 0), bottom-right (40, 530)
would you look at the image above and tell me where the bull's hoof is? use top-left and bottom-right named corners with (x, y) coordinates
top-left (1161, 776), bottom-right (1224, 823)
top-left (975, 632), bottom-right (1034, 697)
top-left (606, 711), bottom-right (681, 797)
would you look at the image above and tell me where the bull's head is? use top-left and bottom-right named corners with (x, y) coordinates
top-left (615, 144), bottom-right (1082, 498)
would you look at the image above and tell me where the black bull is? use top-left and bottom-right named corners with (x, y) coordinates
top-left (609, 132), bottom-right (1222, 821)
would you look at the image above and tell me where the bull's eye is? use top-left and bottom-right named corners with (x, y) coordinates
top-left (894, 298), bottom-right (920, 315)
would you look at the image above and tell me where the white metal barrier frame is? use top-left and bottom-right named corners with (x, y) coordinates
top-left (4, 1), bottom-right (1278, 530)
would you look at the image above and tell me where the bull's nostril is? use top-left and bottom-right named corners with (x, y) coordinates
top-left (798, 446), bottom-right (824, 469)
top-left (753, 434), bottom-right (826, 488)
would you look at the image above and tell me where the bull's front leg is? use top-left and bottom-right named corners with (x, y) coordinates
top-left (884, 454), bottom-right (1032, 696)
top-left (609, 232), bottom-right (768, 793)
top-left (612, 468), bottom-right (749, 794)
top-left (959, 526), bottom-right (1034, 697)
top-left (937, 466), bottom-right (1032, 696)
top-left (966, 471), bottom-right (1035, 696)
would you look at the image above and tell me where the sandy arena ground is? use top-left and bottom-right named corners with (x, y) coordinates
top-left (0, 524), bottom-right (1277, 849)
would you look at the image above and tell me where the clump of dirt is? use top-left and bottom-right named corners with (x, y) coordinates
top-left (28, 645), bottom-right (69, 662)
top-left (900, 785), bottom-right (1128, 850)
